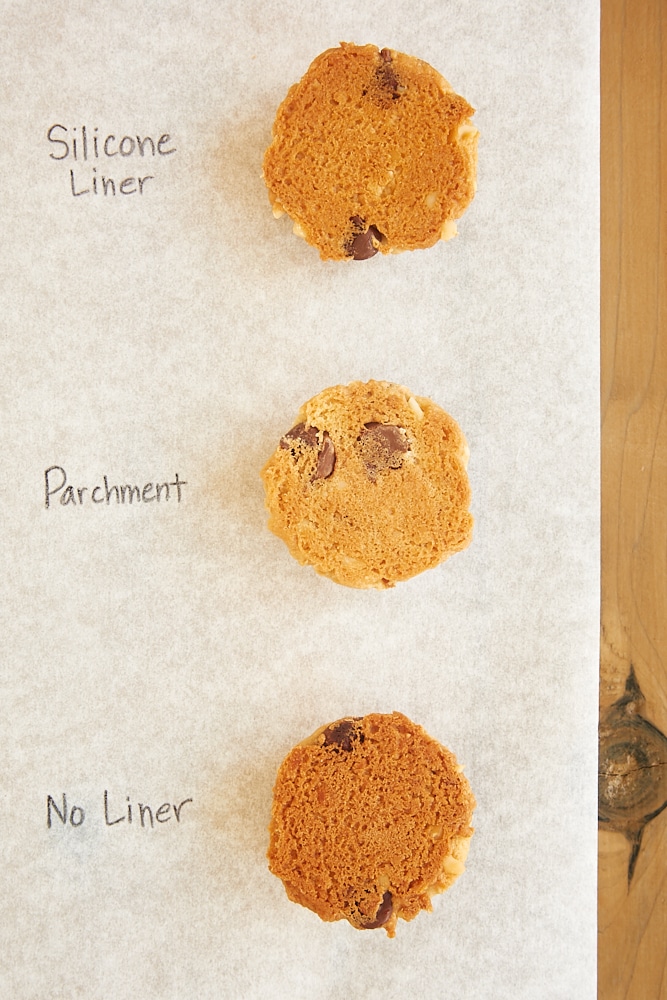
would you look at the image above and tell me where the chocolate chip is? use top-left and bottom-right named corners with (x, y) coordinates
top-left (280, 423), bottom-right (336, 482)
top-left (347, 217), bottom-right (384, 261)
top-left (362, 891), bottom-right (393, 929)
top-left (350, 231), bottom-right (378, 260)
top-left (363, 423), bottom-right (408, 453)
top-left (322, 720), bottom-right (362, 751)
top-left (280, 423), bottom-right (319, 449)
top-left (376, 49), bottom-right (401, 99)
top-left (358, 422), bottom-right (409, 477)
top-left (314, 434), bottom-right (336, 480)
top-left (378, 65), bottom-right (400, 94)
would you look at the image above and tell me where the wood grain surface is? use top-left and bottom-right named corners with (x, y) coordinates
top-left (600, 0), bottom-right (667, 996)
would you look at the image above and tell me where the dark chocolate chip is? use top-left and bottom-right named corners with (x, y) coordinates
top-left (347, 226), bottom-right (384, 260)
top-left (347, 218), bottom-right (385, 261)
top-left (280, 422), bottom-right (320, 449)
top-left (380, 47), bottom-right (392, 62)
top-left (362, 891), bottom-right (393, 930)
top-left (322, 720), bottom-right (361, 752)
top-left (350, 230), bottom-right (379, 260)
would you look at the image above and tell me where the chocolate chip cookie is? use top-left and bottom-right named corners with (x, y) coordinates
top-left (260, 380), bottom-right (473, 588)
top-left (263, 43), bottom-right (478, 260)
top-left (268, 712), bottom-right (475, 937)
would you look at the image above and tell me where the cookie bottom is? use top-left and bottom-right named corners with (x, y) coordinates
top-left (268, 712), bottom-right (475, 936)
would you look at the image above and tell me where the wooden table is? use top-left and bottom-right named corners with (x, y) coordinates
top-left (600, 0), bottom-right (667, 996)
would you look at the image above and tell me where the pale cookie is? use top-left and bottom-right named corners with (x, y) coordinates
top-left (261, 380), bottom-right (473, 589)
top-left (263, 42), bottom-right (478, 260)
top-left (268, 712), bottom-right (475, 937)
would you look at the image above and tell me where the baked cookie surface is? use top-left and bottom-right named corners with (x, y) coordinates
top-left (268, 712), bottom-right (475, 937)
top-left (263, 42), bottom-right (478, 260)
top-left (261, 380), bottom-right (473, 589)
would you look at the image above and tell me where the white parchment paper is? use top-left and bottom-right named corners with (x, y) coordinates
top-left (0, 2), bottom-right (599, 997)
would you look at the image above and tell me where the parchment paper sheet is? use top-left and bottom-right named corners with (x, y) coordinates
top-left (0, 2), bottom-right (599, 997)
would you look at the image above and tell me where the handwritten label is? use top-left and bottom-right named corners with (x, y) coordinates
top-left (46, 124), bottom-right (176, 198)
top-left (47, 791), bottom-right (193, 830)
top-left (44, 466), bottom-right (187, 508)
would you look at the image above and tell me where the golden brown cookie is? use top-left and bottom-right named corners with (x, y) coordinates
top-left (268, 712), bottom-right (475, 937)
top-left (263, 42), bottom-right (478, 260)
top-left (260, 380), bottom-right (473, 588)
